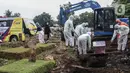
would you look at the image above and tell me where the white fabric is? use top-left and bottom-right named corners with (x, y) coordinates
top-left (64, 15), bottom-right (74, 47)
top-left (77, 32), bottom-right (91, 55)
top-left (117, 25), bottom-right (129, 51)
top-left (74, 23), bottom-right (85, 46)
top-left (74, 25), bottom-right (84, 36)
top-left (118, 35), bottom-right (128, 51)
top-left (38, 30), bottom-right (45, 43)
top-left (111, 24), bottom-right (129, 51)
top-left (83, 27), bottom-right (89, 34)
top-left (111, 24), bottom-right (120, 42)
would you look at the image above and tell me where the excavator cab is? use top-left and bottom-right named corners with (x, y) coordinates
top-left (94, 7), bottom-right (116, 36)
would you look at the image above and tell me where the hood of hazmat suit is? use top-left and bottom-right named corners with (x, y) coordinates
top-left (111, 23), bottom-right (120, 42)
top-left (64, 15), bottom-right (74, 32)
top-left (74, 23), bottom-right (85, 37)
top-left (83, 22), bottom-right (89, 33)
top-left (69, 15), bottom-right (74, 21)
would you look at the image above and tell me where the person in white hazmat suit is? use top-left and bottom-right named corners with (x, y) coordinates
top-left (77, 32), bottom-right (92, 55)
top-left (83, 22), bottom-right (89, 33)
top-left (64, 15), bottom-right (75, 47)
top-left (74, 22), bottom-right (89, 46)
top-left (111, 19), bottom-right (129, 52)
top-left (38, 28), bottom-right (45, 43)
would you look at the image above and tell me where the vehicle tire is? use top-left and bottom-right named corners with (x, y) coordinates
top-left (10, 36), bottom-right (18, 42)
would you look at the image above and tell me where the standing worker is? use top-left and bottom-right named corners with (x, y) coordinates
top-left (111, 19), bottom-right (129, 52)
top-left (64, 15), bottom-right (75, 47)
top-left (44, 22), bottom-right (51, 43)
top-left (77, 32), bottom-right (92, 55)
top-left (38, 28), bottom-right (45, 43)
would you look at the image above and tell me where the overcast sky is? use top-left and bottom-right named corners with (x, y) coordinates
top-left (0, 0), bottom-right (113, 20)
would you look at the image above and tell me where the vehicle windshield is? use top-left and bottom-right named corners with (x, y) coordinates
top-left (23, 19), bottom-right (37, 28)
top-left (94, 9), bottom-right (104, 31)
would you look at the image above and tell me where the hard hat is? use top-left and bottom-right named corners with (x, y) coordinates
top-left (116, 19), bottom-right (121, 23)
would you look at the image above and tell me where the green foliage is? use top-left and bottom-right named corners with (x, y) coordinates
top-left (4, 10), bottom-right (12, 17)
top-left (120, 0), bottom-right (128, 4)
top-left (73, 12), bottom-right (94, 27)
top-left (0, 59), bottom-right (55, 73)
top-left (12, 13), bottom-right (21, 17)
top-left (79, 12), bottom-right (94, 27)
top-left (33, 12), bottom-right (54, 27)
top-left (125, 3), bottom-right (130, 16)
top-left (4, 9), bottom-right (21, 17)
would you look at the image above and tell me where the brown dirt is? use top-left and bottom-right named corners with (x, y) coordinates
top-left (36, 36), bottom-right (130, 73)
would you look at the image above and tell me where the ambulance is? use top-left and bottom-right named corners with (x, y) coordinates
top-left (0, 17), bottom-right (38, 42)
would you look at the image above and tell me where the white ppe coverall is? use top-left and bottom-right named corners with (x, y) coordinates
top-left (111, 23), bottom-right (129, 51)
top-left (38, 29), bottom-right (45, 43)
top-left (74, 22), bottom-right (89, 45)
top-left (64, 15), bottom-right (74, 47)
top-left (77, 32), bottom-right (91, 55)
top-left (83, 22), bottom-right (89, 34)
top-left (74, 24), bottom-right (84, 45)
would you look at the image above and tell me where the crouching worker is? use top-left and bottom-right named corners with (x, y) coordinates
top-left (77, 32), bottom-right (92, 55)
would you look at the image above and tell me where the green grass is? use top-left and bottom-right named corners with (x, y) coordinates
top-left (0, 48), bottom-right (30, 53)
top-left (0, 58), bottom-right (17, 67)
top-left (36, 43), bottom-right (56, 54)
top-left (36, 43), bottom-right (55, 48)
top-left (0, 48), bottom-right (30, 59)
top-left (0, 59), bottom-right (55, 73)
top-left (0, 43), bottom-right (56, 59)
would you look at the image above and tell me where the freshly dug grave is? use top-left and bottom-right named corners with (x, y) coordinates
top-left (38, 39), bottom-right (130, 73)
top-left (26, 34), bottom-right (130, 73)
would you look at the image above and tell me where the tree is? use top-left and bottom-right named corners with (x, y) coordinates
top-left (57, 11), bottom-right (94, 27)
top-left (13, 13), bottom-right (21, 17)
top-left (4, 10), bottom-right (21, 17)
top-left (4, 9), bottom-right (12, 17)
top-left (33, 12), bottom-right (54, 27)
top-left (73, 15), bottom-right (80, 28)
top-left (78, 12), bottom-right (94, 27)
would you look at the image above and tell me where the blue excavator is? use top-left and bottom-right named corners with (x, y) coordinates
top-left (59, 0), bottom-right (130, 67)
top-left (59, 0), bottom-right (129, 49)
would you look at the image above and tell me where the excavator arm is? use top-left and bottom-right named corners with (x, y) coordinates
top-left (59, 0), bottom-right (101, 25)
